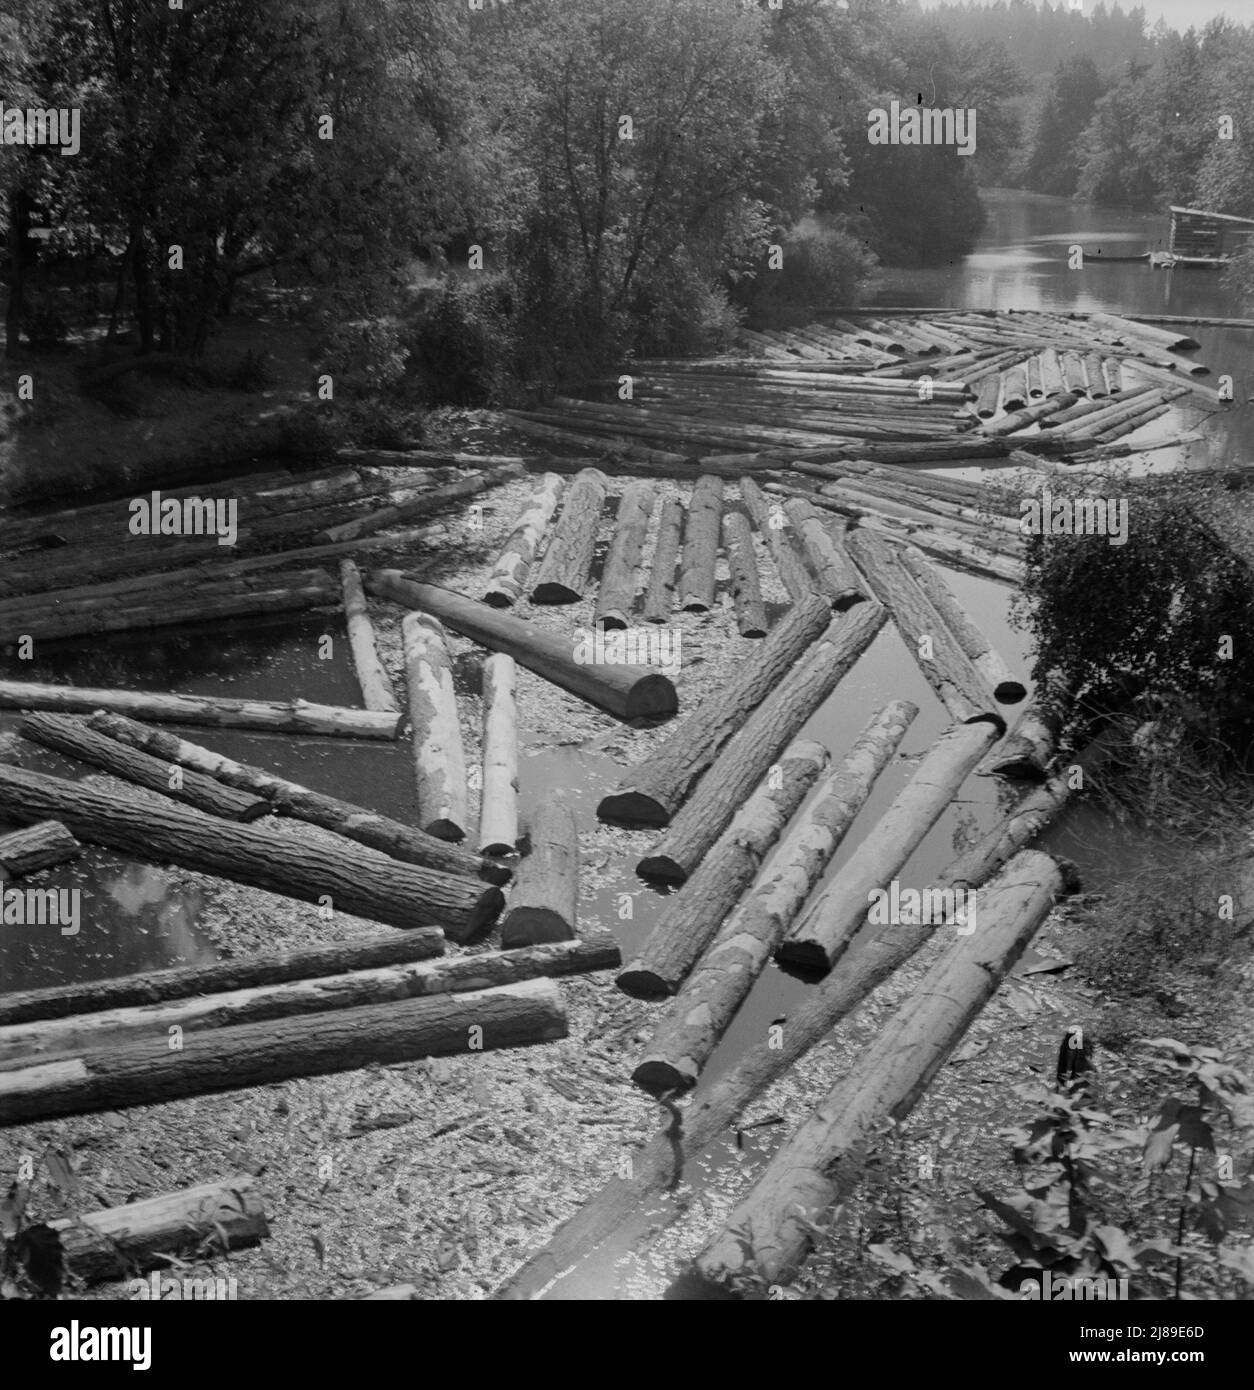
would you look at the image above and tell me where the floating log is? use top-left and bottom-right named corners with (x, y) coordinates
top-left (982, 694), bottom-right (1060, 780)
top-left (0, 978), bottom-right (566, 1126)
top-left (597, 593), bottom-right (830, 827)
top-left (315, 463), bottom-right (525, 545)
top-left (1000, 363), bottom-right (1029, 412)
top-left (721, 509), bottom-right (767, 638)
top-left (893, 548), bottom-right (1026, 703)
top-left (740, 476), bottom-right (814, 602)
top-left (1121, 358), bottom-right (1224, 408)
top-left (530, 468), bottom-right (609, 603)
top-left (1038, 348), bottom-right (1065, 398)
top-left (973, 374), bottom-right (1001, 419)
top-left (634, 498), bottom-right (684, 627)
top-left (1060, 351), bottom-right (1089, 396)
top-left (776, 720), bottom-right (999, 974)
top-left (632, 701), bottom-right (916, 1092)
top-left (51, 1178), bottom-right (270, 1285)
top-left (981, 393), bottom-right (1079, 437)
top-left (0, 681), bottom-right (401, 740)
top-left (493, 735), bottom-right (1110, 1300)
top-left (1026, 355), bottom-right (1044, 399)
top-left (82, 712), bottom-right (502, 884)
top-left (1083, 352), bottom-right (1109, 399)
top-left (846, 529), bottom-right (1005, 732)
top-left (687, 850), bottom-right (1065, 1295)
top-left (0, 764), bottom-right (502, 939)
top-left (20, 713), bottom-right (272, 823)
top-left (0, 820), bottom-right (81, 878)
top-left (340, 558), bottom-right (400, 713)
top-left (479, 654), bottom-right (519, 857)
top-left (402, 613), bottom-right (469, 843)
top-left (369, 573), bottom-right (677, 721)
top-left (1090, 311), bottom-right (1201, 352)
top-left (0, 935), bottom-right (617, 1065)
top-left (483, 472), bottom-right (566, 607)
top-left (638, 603), bottom-right (887, 883)
top-left (0, 928), bottom-right (445, 1027)
top-left (595, 482), bottom-right (656, 629)
top-left (501, 796), bottom-right (579, 947)
top-left (617, 740), bottom-right (828, 1000)
top-left (781, 497), bottom-right (865, 609)
top-left (678, 475), bottom-right (724, 612)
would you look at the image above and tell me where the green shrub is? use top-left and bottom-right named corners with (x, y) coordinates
top-left (738, 221), bottom-right (878, 328)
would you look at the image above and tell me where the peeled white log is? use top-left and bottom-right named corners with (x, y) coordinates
top-left (402, 612), bottom-right (469, 842)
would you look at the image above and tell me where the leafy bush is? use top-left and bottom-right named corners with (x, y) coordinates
top-left (404, 274), bottom-right (525, 407)
top-left (738, 221), bottom-right (878, 327)
top-left (317, 315), bottom-right (409, 399)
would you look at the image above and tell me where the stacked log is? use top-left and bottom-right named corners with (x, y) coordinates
top-left (368, 574), bottom-right (678, 721)
top-left (483, 472), bottom-right (566, 607)
top-left (739, 476), bottom-right (814, 603)
top-left (632, 701), bottom-right (916, 1092)
top-left (501, 797), bottom-right (580, 948)
top-left (595, 482), bottom-right (656, 629)
top-left (0, 979), bottom-right (566, 1125)
top-left (781, 497), bottom-right (865, 609)
top-left (642, 498), bottom-right (685, 623)
top-left (721, 509), bottom-right (768, 638)
top-left (678, 476), bottom-right (724, 612)
top-left (0, 763), bottom-right (503, 938)
top-left (530, 468), bottom-right (609, 603)
top-left (402, 613), bottom-right (469, 842)
top-left (637, 603), bottom-right (888, 883)
top-left (315, 463), bottom-right (525, 545)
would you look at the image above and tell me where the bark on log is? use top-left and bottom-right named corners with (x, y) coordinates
top-left (20, 713), bottom-right (272, 823)
top-left (973, 374), bottom-right (1001, 419)
top-left (617, 740), bottom-right (828, 1000)
top-left (597, 593), bottom-right (831, 827)
top-left (1084, 352), bottom-right (1109, 399)
top-left (0, 928), bottom-right (445, 1026)
top-left (775, 720), bottom-right (999, 974)
top-left (369, 573), bottom-right (677, 721)
top-left (479, 654), bottom-right (519, 857)
top-left (982, 696), bottom-right (1060, 780)
top-left (530, 468), bottom-right (608, 603)
top-left (638, 603), bottom-right (888, 883)
top-left (0, 764), bottom-right (503, 938)
top-left (1000, 363), bottom-right (1029, 412)
top-left (0, 821), bottom-right (82, 878)
top-left (0, 979), bottom-right (566, 1125)
top-left (721, 509), bottom-right (767, 638)
top-left (493, 737), bottom-right (1110, 1299)
top-left (0, 935), bottom-right (617, 1066)
top-left (678, 475), bottom-right (724, 612)
top-left (315, 463), bottom-right (525, 545)
top-left (595, 481), bottom-right (656, 629)
top-left (81, 711), bottom-right (503, 884)
top-left (846, 529), bottom-right (1006, 732)
top-left (893, 548), bottom-right (1026, 703)
top-left (402, 613), bottom-right (469, 842)
top-left (642, 498), bottom-right (684, 624)
top-left (1060, 351), bottom-right (1089, 396)
top-left (340, 558), bottom-right (400, 713)
top-left (1101, 358), bottom-right (1123, 396)
top-left (0, 681), bottom-right (400, 740)
top-left (501, 796), bottom-right (579, 947)
top-left (739, 476), bottom-right (814, 603)
top-left (483, 473), bottom-right (566, 607)
top-left (1039, 348), bottom-right (1065, 398)
top-left (51, 1178), bottom-right (270, 1285)
top-left (687, 850), bottom-right (1064, 1294)
top-left (781, 497), bottom-right (865, 609)
top-left (632, 701), bottom-right (916, 1091)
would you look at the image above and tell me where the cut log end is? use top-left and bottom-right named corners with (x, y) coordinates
top-left (773, 937), bottom-right (837, 977)
top-left (615, 963), bottom-right (675, 1000)
top-left (596, 612), bottom-right (630, 632)
top-left (624, 676), bottom-right (679, 721)
top-left (466, 886), bottom-right (508, 938)
top-left (994, 678), bottom-right (1029, 705)
top-left (531, 582), bottom-right (582, 605)
top-left (596, 788), bottom-right (671, 829)
top-left (500, 910), bottom-right (576, 949)
top-left (632, 1056), bottom-right (696, 1096)
top-left (423, 816), bottom-right (467, 843)
top-left (634, 852), bottom-right (686, 886)
top-left (481, 591), bottom-right (514, 609)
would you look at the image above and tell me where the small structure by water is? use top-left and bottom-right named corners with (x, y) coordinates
top-left (1166, 206), bottom-right (1254, 267)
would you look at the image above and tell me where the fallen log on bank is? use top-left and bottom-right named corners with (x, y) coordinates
top-left (501, 796), bottom-right (580, 948)
top-left (0, 681), bottom-right (401, 740)
top-left (678, 475), bottom-right (724, 612)
top-left (20, 713), bottom-right (272, 823)
top-left (0, 935), bottom-right (617, 1066)
top-left (402, 613), bottom-right (469, 843)
top-left (483, 472), bottom-right (566, 607)
top-left (595, 481), bottom-right (656, 629)
top-left (81, 712), bottom-right (503, 884)
top-left (530, 468), bottom-right (609, 603)
top-left (642, 498), bottom-right (685, 623)
top-left (0, 764), bottom-right (503, 938)
top-left (685, 849), bottom-right (1065, 1296)
top-left (597, 594), bottom-right (831, 827)
top-left (893, 548), bottom-right (1026, 703)
top-left (0, 928), bottom-right (446, 1026)
top-left (479, 654), bottom-right (519, 857)
top-left (846, 529), bottom-right (1006, 732)
top-left (775, 720), bottom-right (999, 975)
top-left (0, 820), bottom-right (82, 877)
top-left (0, 978), bottom-right (566, 1126)
top-left (368, 573), bottom-right (677, 721)
top-left (638, 603), bottom-right (888, 883)
top-left (721, 509), bottom-right (768, 638)
top-left (617, 740), bottom-right (828, 1000)
top-left (341, 559), bottom-right (400, 713)
top-left (781, 497), bottom-right (865, 609)
top-left (493, 736), bottom-right (1110, 1299)
top-left (51, 1178), bottom-right (270, 1285)
top-left (632, 701), bottom-right (916, 1092)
